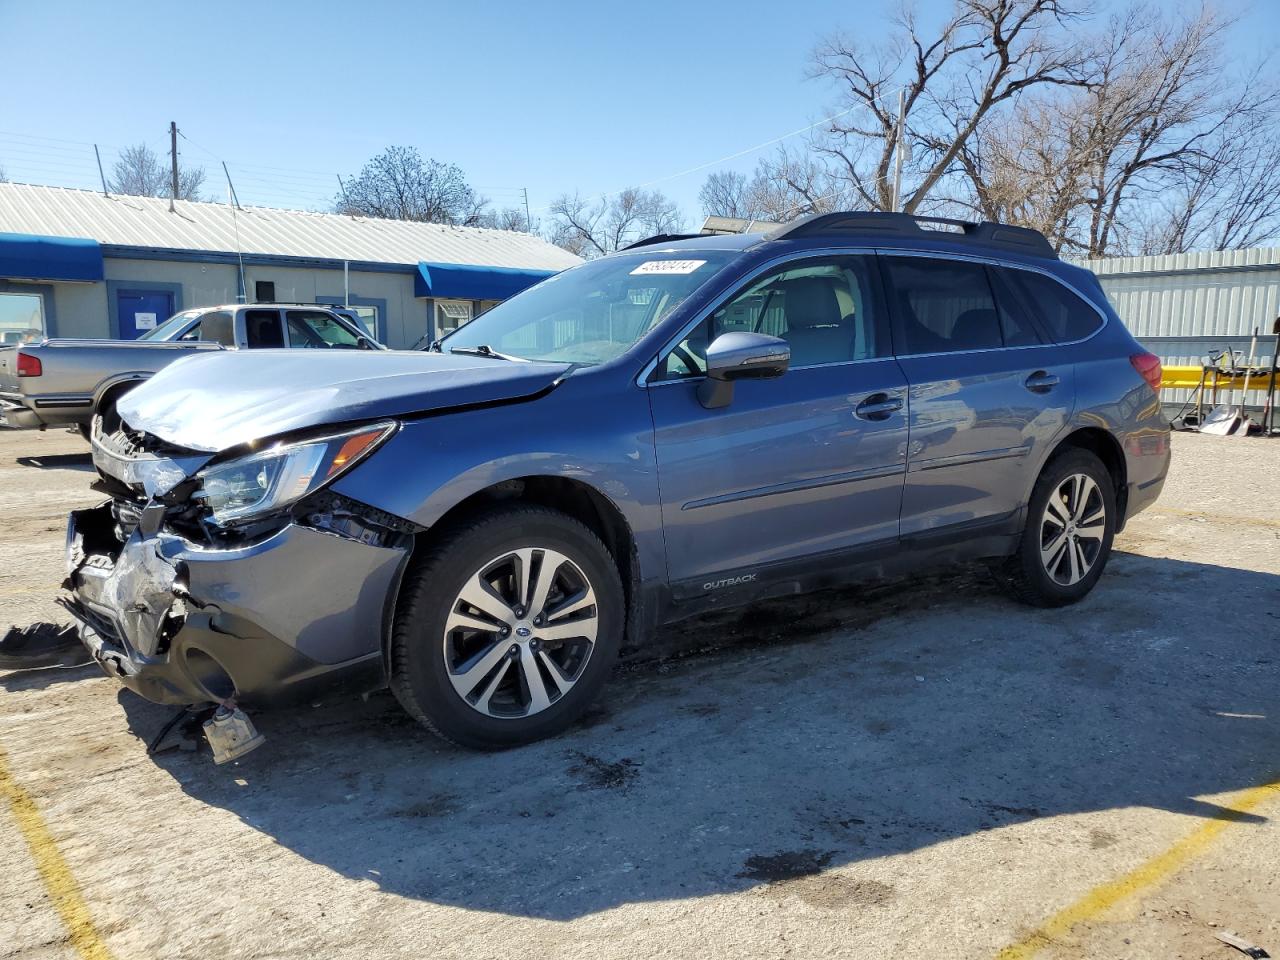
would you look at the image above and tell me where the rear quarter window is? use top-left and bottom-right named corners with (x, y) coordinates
top-left (1003, 270), bottom-right (1103, 343)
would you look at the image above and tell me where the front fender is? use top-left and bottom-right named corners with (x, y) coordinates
top-left (329, 374), bottom-right (665, 586)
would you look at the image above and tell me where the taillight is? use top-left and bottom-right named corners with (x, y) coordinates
top-left (1130, 352), bottom-right (1161, 392)
top-left (16, 352), bottom-right (42, 377)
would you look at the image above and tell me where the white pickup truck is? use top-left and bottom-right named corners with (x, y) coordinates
top-left (0, 303), bottom-right (382, 434)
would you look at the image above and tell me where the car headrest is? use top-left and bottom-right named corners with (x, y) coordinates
top-left (782, 277), bottom-right (844, 330)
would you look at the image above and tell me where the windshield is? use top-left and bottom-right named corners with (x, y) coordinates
top-left (440, 251), bottom-right (736, 364)
top-left (139, 310), bottom-right (202, 341)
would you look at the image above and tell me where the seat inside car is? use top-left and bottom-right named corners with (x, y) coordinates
top-left (247, 312), bottom-right (285, 348)
top-left (779, 276), bottom-right (857, 366)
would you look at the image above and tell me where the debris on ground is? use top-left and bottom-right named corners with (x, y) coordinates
top-left (1216, 930), bottom-right (1271, 958)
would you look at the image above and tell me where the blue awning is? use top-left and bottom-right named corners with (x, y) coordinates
top-left (0, 232), bottom-right (104, 283)
top-left (415, 261), bottom-right (557, 300)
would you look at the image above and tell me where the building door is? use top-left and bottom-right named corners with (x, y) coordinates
top-left (116, 290), bottom-right (174, 340)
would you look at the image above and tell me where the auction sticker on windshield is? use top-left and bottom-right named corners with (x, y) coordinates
top-left (630, 260), bottom-right (707, 275)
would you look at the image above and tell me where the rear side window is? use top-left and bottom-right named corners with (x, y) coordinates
top-left (1000, 270), bottom-right (1102, 342)
top-left (986, 267), bottom-right (1047, 347)
top-left (882, 257), bottom-right (1002, 354)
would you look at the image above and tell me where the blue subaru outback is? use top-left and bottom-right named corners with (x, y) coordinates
top-left (67, 213), bottom-right (1170, 748)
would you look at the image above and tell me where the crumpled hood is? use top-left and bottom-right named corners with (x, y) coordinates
top-left (116, 349), bottom-right (571, 452)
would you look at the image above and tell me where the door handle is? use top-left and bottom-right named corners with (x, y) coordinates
top-left (854, 393), bottom-right (904, 421)
top-left (1024, 371), bottom-right (1060, 394)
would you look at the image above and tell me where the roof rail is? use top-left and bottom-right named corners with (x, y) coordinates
top-left (621, 233), bottom-right (703, 251)
top-left (769, 212), bottom-right (1058, 260)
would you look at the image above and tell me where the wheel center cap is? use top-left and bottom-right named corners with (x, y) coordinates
top-left (515, 624), bottom-right (533, 638)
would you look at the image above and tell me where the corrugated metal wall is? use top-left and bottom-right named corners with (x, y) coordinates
top-left (1074, 247), bottom-right (1280, 407)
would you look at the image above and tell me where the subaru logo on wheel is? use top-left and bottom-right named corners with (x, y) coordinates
top-left (515, 626), bottom-right (532, 638)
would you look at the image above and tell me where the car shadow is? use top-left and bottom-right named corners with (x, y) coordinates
top-left (116, 551), bottom-right (1279, 921)
top-left (15, 452), bottom-right (94, 471)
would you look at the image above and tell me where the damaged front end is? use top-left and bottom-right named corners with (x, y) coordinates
top-left (63, 418), bottom-right (417, 708)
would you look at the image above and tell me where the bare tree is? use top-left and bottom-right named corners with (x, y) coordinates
top-left (699, 150), bottom-right (853, 225)
top-left (1144, 128), bottom-right (1280, 254)
top-left (749, 148), bottom-right (853, 221)
top-left (0, 166), bottom-right (7, 183)
top-left (547, 188), bottom-right (683, 257)
top-left (336, 146), bottom-right (488, 225)
top-left (109, 143), bottom-right (206, 200)
top-left (699, 170), bottom-right (759, 220)
top-left (949, 2), bottom-right (1279, 256)
top-left (475, 206), bottom-right (539, 233)
top-left (810, 0), bottom-right (1090, 214)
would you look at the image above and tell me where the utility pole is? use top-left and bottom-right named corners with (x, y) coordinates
top-left (336, 174), bottom-right (352, 215)
top-left (221, 161), bottom-right (241, 209)
top-left (169, 121), bottom-right (179, 212)
top-left (93, 144), bottom-right (109, 197)
top-left (891, 89), bottom-right (906, 214)
top-left (522, 187), bottom-right (532, 233)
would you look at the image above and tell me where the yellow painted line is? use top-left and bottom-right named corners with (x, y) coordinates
top-left (0, 741), bottom-right (115, 960)
top-left (995, 778), bottom-right (1280, 959)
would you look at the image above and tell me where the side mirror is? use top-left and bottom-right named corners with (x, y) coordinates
top-left (697, 331), bottom-right (790, 409)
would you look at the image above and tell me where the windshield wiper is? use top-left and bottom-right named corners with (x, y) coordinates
top-left (449, 344), bottom-right (522, 361)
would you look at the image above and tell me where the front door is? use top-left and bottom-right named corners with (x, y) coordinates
top-left (648, 254), bottom-right (909, 597)
top-left (880, 254), bottom-right (1074, 539)
top-left (116, 290), bottom-right (174, 340)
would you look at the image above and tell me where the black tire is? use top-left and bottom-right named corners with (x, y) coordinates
top-left (999, 449), bottom-right (1117, 607)
top-left (390, 504), bottom-right (624, 749)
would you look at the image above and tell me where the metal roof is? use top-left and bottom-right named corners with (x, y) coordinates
top-left (1077, 246), bottom-right (1280, 278)
top-left (0, 182), bottom-right (581, 271)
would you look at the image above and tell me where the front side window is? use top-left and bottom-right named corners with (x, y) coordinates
top-left (0, 292), bottom-right (46, 344)
top-left (1002, 269), bottom-right (1103, 343)
top-left (883, 256), bottom-right (1002, 354)
top-left (441, 251), bottom-right (737, 365)
top-left (197, 311), bottom-right (236, 346)
top-left (655, 255), bottom-right (885, 380)
top-left (285, 311), bottom-right (363, 349)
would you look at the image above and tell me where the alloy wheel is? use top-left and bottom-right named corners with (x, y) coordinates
top-left (1039, 473), bottom-right (1106, 586)
top-left (442, 548), bottom-right (599, 718)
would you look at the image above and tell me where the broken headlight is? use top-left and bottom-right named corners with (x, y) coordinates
top-left (196, 422), bottom-right (396, 526)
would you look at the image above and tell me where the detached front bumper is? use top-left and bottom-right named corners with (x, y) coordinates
top-left (63, 502), bottom-right (410, 707)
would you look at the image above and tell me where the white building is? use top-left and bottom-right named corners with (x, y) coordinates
top-left (0, 182), bottom-right (580, 348)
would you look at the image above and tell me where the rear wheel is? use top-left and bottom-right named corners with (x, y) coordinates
top-left (999, 449), bottom-right (1116, 607)
top-left (390, 505), bottom-right (623, 749)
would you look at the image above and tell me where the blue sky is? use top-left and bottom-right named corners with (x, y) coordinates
top-left (1, 0), bottom-right (1276, 226)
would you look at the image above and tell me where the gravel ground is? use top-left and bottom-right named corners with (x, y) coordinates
top-left (1, 427), bottom-right (1277, 960)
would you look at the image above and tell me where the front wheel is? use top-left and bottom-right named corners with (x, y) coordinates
top-left (390, 505), bottom-right (624, 749)
top-left (999, 449), bottom-right (1116, 607)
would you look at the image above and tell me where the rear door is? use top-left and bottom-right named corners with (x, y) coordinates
top-left (648, 253), bottom-right (909, 594)
top-left (881, 254), bottom-right (1074, 539)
